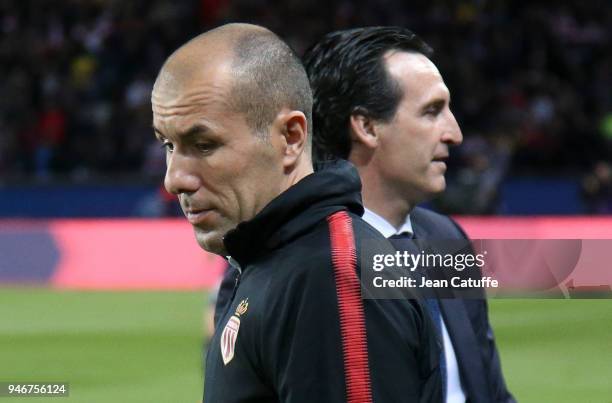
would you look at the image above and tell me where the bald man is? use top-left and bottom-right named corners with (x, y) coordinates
top-left (151, 24), bottom-right (441, 403)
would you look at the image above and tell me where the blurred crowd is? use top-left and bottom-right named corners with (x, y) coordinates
top-left (0, 0), bottom-right (610, 213)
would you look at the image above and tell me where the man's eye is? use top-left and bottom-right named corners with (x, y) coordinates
top-left (425, 107), bottom-right (442, 116)
top-left (160, 141), bottom-right (174, 152)
top-left (196, 143), bottom-right (217, 154)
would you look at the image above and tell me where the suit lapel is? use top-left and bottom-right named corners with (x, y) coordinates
top-left (411, 210), bottom-right (492, 402)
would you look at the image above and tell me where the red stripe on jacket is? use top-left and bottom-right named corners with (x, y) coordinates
top-left (327, 211), bottom-right (373, 403)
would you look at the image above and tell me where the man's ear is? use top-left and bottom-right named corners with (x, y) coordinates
top-left (349, 112), bottom-right (378, 149)
top-left (273, 109), bottom-right (308, 169)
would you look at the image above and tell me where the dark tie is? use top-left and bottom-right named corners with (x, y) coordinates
top-left (388, 232), bottom-right (447, 401)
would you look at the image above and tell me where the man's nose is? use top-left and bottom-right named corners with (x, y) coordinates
top-left (164, 152), bottom-right (200, 195)
top-left (441, 110), bottom-right (463, 146)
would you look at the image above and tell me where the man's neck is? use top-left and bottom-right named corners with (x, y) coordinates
top-left (363, 194), bottom-right (411, 229)
top-left (357, 165), bottom-right (426, 229)
top-left (361, 181), bottom-right (413, 229)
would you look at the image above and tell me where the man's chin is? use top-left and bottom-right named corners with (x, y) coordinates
top-left (431, 183), bottom-right (446, 195)
top-left (430, 175), bottom-right (447, 193)
top-left (194, 228), bottom-right (227, 256)
top-left (418, 177), bottom-right (446, 201)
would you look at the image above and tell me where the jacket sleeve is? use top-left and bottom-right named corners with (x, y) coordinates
top-left (449, 219), bottom-right (516, 403)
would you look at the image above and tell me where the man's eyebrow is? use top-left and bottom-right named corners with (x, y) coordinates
top-left (152, 124), bottom-right (210, 140)
top-left (181, 124), bottom-right (210, 140)
top-left (421, 98), bottom-right (446, 111)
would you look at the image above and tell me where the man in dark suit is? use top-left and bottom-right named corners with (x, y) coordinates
top-left (303, 26), bottom-right (515, 403)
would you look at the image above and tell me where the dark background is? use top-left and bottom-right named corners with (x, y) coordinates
top-left (1, 0), bottom-right (610, 216)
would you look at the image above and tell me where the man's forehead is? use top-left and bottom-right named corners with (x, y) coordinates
top-left (384, 50), bottom-right (442, 81)
top-left (152, 69), bottom-right (181, 98)
top-left (151, 66), bottom-right (239, 141)
top-left (383, 50), bottom-right (449, 102)
top-left (151, 81), bottom-right (232, 136)
top-left (152, 58), bottom-right (234, 115)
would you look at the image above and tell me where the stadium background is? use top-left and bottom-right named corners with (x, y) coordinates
top-left (1, 1), bottom-right (611, 402)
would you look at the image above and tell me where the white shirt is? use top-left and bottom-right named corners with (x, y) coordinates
top-left (362, 208), bottom-right (466, 403)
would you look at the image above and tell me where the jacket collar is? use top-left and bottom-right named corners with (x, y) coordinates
top-left (223, 159), bottom-right (363, 266)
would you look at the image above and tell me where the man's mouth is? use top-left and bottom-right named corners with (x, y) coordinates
top-left (432, 155), bottom-right (448, 162)
top-left (184, 208), bottom-right (215, 225)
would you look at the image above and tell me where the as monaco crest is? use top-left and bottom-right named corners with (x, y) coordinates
top-left (220, 298), bottom-right (248, 365)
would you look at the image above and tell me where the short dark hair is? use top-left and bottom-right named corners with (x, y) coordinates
top-left (303, 27), bottom-right (433, 160)
top-left (230, 30), bottom-right (313, 142)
